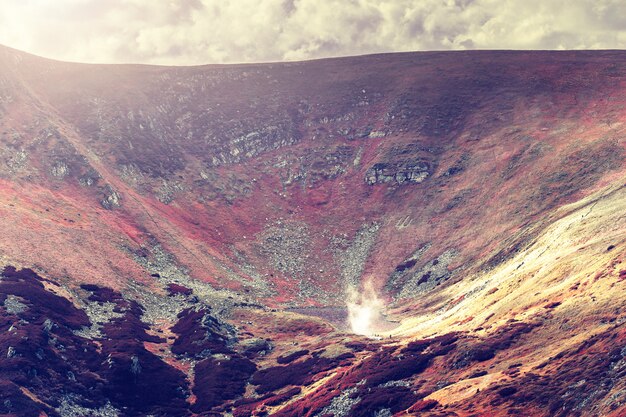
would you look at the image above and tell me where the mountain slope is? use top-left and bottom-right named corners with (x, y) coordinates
top-left (0, 45), bottom-right (625, 416)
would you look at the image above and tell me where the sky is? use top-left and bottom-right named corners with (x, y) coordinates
top-left (0, 0), bottom-right (624, 65)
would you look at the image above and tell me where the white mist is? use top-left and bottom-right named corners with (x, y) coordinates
top-left (346, 281), bottom-right (384, 337)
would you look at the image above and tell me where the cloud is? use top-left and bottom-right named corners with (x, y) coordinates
top-left (0, 0), bottom-right (623, 65)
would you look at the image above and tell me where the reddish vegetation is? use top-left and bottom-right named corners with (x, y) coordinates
top-left (349, 386), bottom-right (418, 417)
top-left (2, 267), bottom-right (90, 328)
top-left (407, 399), bottom-right (439, 412)
top-left (452, 322), bottom-right (537, 367)
top-left (264, 387), bottom-right (302, 406)
top-left (3, 263), bottom-right (626, 416)
top-left (271, 335), bottom-right (457, 416)
top-left (0, 267), bottom-right (189, 417)
top-left (192, 356), bottom-right (257, 413)
top-left (232, 387), bottom-right (302, 417)
top-left (0, 46), bottom-right (623, 307)
top-left (276, 349), bottom-right (309, 364)
top-left (0, 45), bottom-right (625, 416)
top-left (459, 326), bottom-right (626, 417)
top-left (251, 352), bottom-right (354, 394)
top-left (167, 283), bottom-right (194, 296)
top-left (171, 308), bottom-right (232, 356)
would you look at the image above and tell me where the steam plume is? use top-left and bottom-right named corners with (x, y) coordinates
top-left (346, 280), bottom-right (384, 336)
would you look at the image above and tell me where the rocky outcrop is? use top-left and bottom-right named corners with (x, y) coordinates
top-left (100, 185), bottom-right (121, 209)
top-left (209, 125), bottom-right (300, 167)
top-left (365, 161), bottom-right (431, 185)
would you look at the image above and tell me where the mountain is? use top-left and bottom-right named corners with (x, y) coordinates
top-left (0, 44), bottom-right (625, 416)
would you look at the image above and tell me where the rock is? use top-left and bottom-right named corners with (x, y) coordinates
top-left (3, 294), bottom-right (27, 314)
top-left (51, 161), bottom-right (70, 178)
top-left (240, 338), bottom-right (272, 357)
top-left (101, 186), bottom-right (121, 209)
top-left (365, 161), bottom-right (430, 185)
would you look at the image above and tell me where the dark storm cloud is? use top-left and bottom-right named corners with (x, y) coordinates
top-left (0, 0), bottom-right (623, 65)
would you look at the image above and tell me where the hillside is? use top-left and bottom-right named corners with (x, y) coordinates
top-left (0, 45), bottom-right (625, 416)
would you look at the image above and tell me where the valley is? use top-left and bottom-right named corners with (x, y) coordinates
top-left (0, 45), bottom-right (625, 416)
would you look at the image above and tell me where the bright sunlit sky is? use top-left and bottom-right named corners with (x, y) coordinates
top-left (0, 0), bottom-right (624, 65)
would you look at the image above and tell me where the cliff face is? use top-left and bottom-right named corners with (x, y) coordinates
top-left (0, 46), bottom-right (625, 416)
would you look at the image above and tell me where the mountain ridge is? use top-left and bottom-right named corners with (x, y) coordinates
top-left (0, 46), bottom-right (625, 416)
